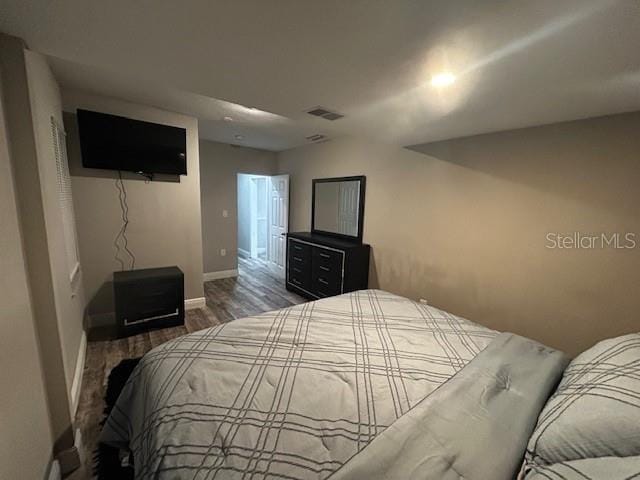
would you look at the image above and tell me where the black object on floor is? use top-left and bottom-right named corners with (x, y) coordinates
top-left (94, 357), bottom-right (141, 480)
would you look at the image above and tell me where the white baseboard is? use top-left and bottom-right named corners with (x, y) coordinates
top-left (74, 428), bottom-right (84, 469)
top-left (185, 297), bottom-right (206, 310)
top-left (70, 331), bottom-right (87, 417)
top-left (47, 459), bottom-right (61, 480)
top-left (203, 269), bottom-right (238, 281)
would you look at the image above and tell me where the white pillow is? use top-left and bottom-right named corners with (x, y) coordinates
top-left (525, 333), bottom-right (640, 466)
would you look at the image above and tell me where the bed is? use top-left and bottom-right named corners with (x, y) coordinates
top-left (101, 289), bottom-right (639, 479)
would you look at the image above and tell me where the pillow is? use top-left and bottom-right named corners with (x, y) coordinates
top-left (525, 456), bottom-right (640, 480)
top-left (525, 332), bottom-right (640, 466)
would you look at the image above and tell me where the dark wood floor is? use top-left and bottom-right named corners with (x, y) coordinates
top-left (206, 256), bottom-right (305, 319)
top-left (73, 257), bottom-right (305, 479)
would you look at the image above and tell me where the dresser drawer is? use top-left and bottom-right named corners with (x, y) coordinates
top-left (288, 240), bottom-right (311, 265)
top-left (312, 246), bottom-right (343, 271)
top-left (289, 260), bottom-right (311, 285)
top-left (312, 261), bottom-right (341, 286)
top-left (285, 233), bottom-right (370, 301)
top-left (311, 246), bottom-right (343, 297)
top-left (288, 273), bottom-right (311, 291)
top-left (312, 274), bottom-right (341, 298)
top-left (312, 256), bottom-right (342, 279)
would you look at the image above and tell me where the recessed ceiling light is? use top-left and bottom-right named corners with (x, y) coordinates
top-left (430, 73), bottom-right (456, 87)
top-left (235, 134), bottom-right (244, 140)
top-left (223, 116), bottom-right (233, 122)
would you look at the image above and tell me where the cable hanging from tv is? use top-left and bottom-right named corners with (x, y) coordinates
top-left (114, 171), bottom-right (136, 270)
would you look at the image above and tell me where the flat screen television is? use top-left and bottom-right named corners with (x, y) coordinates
top-left (77, 109), bottom-right (187, 175)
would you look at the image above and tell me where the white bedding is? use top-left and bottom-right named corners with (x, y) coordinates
top-left (101, 289), bottom-right (497, 479)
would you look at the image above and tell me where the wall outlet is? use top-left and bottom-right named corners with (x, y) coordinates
top-left (419, 298), bottom-right (428, 305)
top-left (220, 248), bottom-right (227, 257)
top-left (222, 209), bottom-right (229, 218)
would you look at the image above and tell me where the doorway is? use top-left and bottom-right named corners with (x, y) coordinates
top-left (237, 174), bottom-right (289, 279)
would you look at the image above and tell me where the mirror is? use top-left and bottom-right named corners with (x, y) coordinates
top-left (312, 176), bottom-right (365, 242)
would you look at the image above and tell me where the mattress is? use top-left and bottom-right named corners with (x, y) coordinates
top-left (101, 289), bottom-right (567, 479)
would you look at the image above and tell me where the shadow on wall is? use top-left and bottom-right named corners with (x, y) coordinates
top-left (408, 112), bottom-right (640, 222)
top-left (368, 252), bottom-right (379, 289)
top-left (85, 281), bottom-right (115, 317)
top-left (370, 246), bottom-right (481, 316)
top-left (81, 281), bottom-right (117, 339)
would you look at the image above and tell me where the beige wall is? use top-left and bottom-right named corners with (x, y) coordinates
top-left (277, 112), bottom-right (640, 357)
top-left (199, 140), bottom-right (277, 273)
top-left (63, 90), bottom-right (204, 318)
top-left (0, 34), bottom-right (74, 453)
top-left (0, 60), bottom-right (54, 480)
top-left (25, 50), bottom-right (87, 412)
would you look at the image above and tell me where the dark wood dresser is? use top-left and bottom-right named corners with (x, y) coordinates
top-left (286, 232), bottom-right (370, 300)
top-left (114, 266), bottom-right (184, 337)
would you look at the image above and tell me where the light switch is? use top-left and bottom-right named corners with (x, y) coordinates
top-left (222, 209), bottom-right (229, 218)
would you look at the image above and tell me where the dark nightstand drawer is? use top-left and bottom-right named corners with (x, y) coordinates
top-left (114, 266), bottom-right (184, 337)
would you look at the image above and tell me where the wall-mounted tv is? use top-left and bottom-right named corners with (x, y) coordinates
top-left (77, 109), bottom-right (187, 175)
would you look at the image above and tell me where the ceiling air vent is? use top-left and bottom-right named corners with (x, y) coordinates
top-left (306, 134), bottom-right (328, 142)
top-left (306, 106), bottom-right (344, 121)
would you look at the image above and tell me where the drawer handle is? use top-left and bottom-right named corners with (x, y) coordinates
top-left (294, 245), bottom-right (302, 250)
top-left (319, 265), bottom-right (330, 272)
top-left (293, 256), bottom-right (303, 262)
top-left (124, 309), bottom-right (179, 326)
top-left (318, 277), bottom-right (329, 285)
top-left (293, 267), bottom-right (302, 273)
top-left (319, 253), bottom-right (330, 259)
top-left (292, 279), bottom-right (301, 285)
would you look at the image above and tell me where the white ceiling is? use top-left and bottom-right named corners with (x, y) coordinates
top-left (1, 0), bottom-right (639, 150)
top-left (46, 55), bottom-right (317, 151)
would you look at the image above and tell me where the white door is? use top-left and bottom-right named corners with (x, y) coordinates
top-left (338, 181), bottom-right (360, 236)
top-left (267, 174), bottom-right (289, 278)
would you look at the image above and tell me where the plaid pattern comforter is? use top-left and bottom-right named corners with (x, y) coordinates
top-left (101, 289), bottom-right (496, 479)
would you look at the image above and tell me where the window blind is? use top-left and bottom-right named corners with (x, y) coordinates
top-left (51, 116), bottom-right (80, 282)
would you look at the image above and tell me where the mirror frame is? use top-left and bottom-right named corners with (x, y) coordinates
top-left (311, 175), bottom-right (366, 243)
